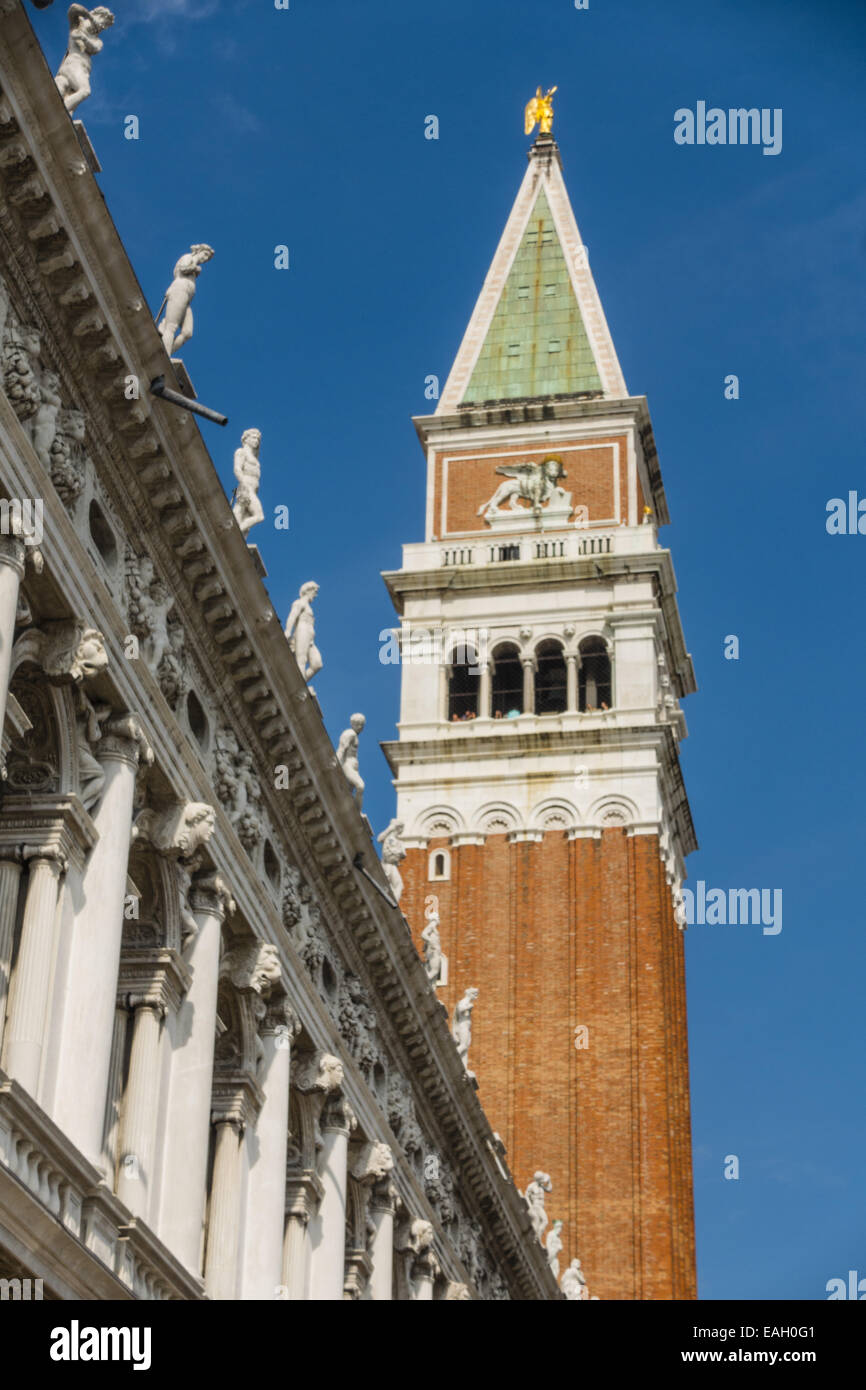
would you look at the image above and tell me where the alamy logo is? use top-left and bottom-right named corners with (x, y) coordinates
top-left (0, 1277), bottom-right (43, 1300)
top-left (826, 1271), bottom-right (866, 1300)
top-left (49, 1321), bottom-right (152, 1371)
top-left (674, 881), bottom-right (782, 935)
top-left (674, 103), bottom-right (782, 156)
top-left (0, 497), bottom-right (43, 546)
top-left (379, 624), bottom-right (489, 669)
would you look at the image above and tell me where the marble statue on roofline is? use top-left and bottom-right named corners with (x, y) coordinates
top-left (545, 1219), bottom-right (563, 1280)
top-left (232, 429), bottom-right (264, 539)
top-left (560, 1257), bottom-right (590, 1300)
top-left (55, 6), bottom-right (115, 116)
top-left (337, 713), bottom-right (366, 811)
top-left (377, 818), bottom-right (406, 903)
top-left (421, 907), bottom-right (444, 987)
top-left (522, 1170), bottom-right (552, 1242)
top-left (284, 581), bottom-right (322, 686)
top-left (157, 245), bottom-right (214, 359)
top-left (451, 986), bottom-right (478, 1076)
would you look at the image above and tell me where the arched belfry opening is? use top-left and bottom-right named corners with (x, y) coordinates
top-left (535, 640), bottom-right (567, 714)
top-left (578, 637), bottom-right (612, 712)
top-left (490, 643), bottom-right (523, 718)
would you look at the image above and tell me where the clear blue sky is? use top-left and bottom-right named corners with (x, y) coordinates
top-left (29, 0), bottom-right (866, 1299)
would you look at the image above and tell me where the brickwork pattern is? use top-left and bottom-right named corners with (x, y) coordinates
top-left (403, 828), bottom-right (697, 1300)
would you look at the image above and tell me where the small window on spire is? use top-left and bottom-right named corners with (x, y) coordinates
top-left (517, 285), bottom-right (530, 299)
top-left (544, 283), bottom-right (556, 296)
top-left (507, 343), bottom-right (521, 357)
top-left (548, 339), bottom-right (561, 353)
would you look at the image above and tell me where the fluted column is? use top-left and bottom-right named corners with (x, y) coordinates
top-left (160, 873), bottom-right (232, 1273)
top-left (566, 654), bottom-right (579, 712)
top-left (116, 998), bottom-right (163, 1215)
top-left (309, 1092), bottom-right (355, 1301)
top-left (522, 657), bottom-right (534, 715)
top-left (205, 1068), bottom-right (262, 1301)
top-left (54, 717), bottom-right (151, 1163)
top-left (368, 1175), bottom-right (398, 1301)
top-left (0, 851), bottom-right (22, 1049)
top-left (0, 535), bottom-right (25, 769)
top-left (205, 1115), bottom-right (246, 1301)
top-left (243, 997), bottom-right (298, 1299)
top-left (397, 1218), bottom-right (437, 1302)
top-left (282, 1170), bottom-right (324, 1301)
top-left (102, 1003), bottom-right (128, 1174)
top-left (410, 1248), bottom-right (437, 1301)
top-left (1, 847), bottom-right (65, 1093)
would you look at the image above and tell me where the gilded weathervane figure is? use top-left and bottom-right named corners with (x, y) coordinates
top-left (524, 85), bottom-right (557, 137)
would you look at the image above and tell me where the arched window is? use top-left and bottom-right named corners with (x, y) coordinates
top-left (579, 637), bottom-right (612, 712)
top-left (535, 640), bottom-right (567, 714)
top-left (447, 643), bottom-right (479, 720)
top-left (428, 847), bottom-right (451, 881)
top-left (491, 643), bottom-right (523, 718)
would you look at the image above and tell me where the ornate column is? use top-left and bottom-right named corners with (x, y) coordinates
top-left (0, 850), bottom-right (22, 1052)
top-left (308, 1081), bottom-right (355, 1300)
top-left (54, 715), bottom-right (152, 1163)
top-left (158, 869), bottom-right (230, 1273)
top-left (205, 1075), bottom-right (262, 1301)
top-left (397, 1218), bottom-right (438, 1301)
top-left (477, 661), bottom-right (491, 719)
top-left (522, 656), bottom-right (535, 715)
top-left (1, 846), bottom-right (66, 1093)
top-left (565, 653), bottom-right (579, 712)
top-left (0, 535), bottom-right (26, 764)
top-left (438, 661), bottom-right (449, 722)
top-left (345, 1142), bottom-right (393, 1301)
top-left (115, 950), bottom-right (189, 1220)
top-left (283, 1051), bottom-right (343, 1299)
top-left (366, 1165), bottom-right (398, 1301)
top-left (243, 994), bottom-right (299, 1299)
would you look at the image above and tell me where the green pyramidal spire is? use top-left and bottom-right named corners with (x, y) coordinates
top-left (460, 187), bottom-right (603, 405)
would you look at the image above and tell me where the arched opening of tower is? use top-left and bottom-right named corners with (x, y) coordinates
top-left (491, 644), bottom-right (524, 718)
top-left (448, 645), bottom-right (480, 720)
top-left (535, 640), bottom-right (568, 714)
top-left (578, 637), bottom-right (612, 712)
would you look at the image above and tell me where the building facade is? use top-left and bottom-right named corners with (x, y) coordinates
top-left (385, 132), bottom-right (698, 1299)
top-left (0, 3), bottom-right (559, 1301)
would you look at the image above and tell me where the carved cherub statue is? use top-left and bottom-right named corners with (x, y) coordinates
top-left (377, 818), bottom-right (406, 902)
top-left (232, 428), bottom-right (264, 539)
top-left (336, 713), bottom-right (365, 811)
top-left (284, 581), bottom-right (322, 686)
top-left (32, 370), bottom-right (63, 468)
top-left (55, 6), bottom-right (115, 116)
top-left (157, 244), bottom-right (214, 358)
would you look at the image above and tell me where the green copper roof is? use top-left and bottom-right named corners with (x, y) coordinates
top-left (461, 188), bottom-right (602, 404)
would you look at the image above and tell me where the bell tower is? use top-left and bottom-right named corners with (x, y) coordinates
top-left (382, 123), bottom-right (698, 1300)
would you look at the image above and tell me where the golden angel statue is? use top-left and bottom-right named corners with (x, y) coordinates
top-left (524, 85), bottom-right (557, 137)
